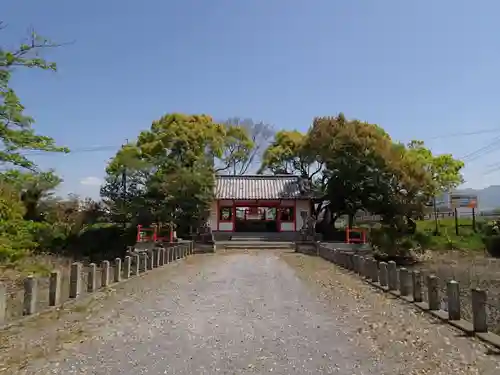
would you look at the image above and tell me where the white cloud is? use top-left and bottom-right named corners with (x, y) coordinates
top-left (80, 176), bottom-right (102, 186)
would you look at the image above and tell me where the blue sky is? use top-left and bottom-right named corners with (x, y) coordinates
top-left (3, 0), bottom-right (500, 198)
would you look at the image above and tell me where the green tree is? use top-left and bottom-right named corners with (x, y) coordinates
top-left (1, 26), bottom-right (69, 169)
top-left (406, 140), bottom-right (464, 195)
top-left (0, 169), bottom-right (62, 220)
top-left (101, 113), bottom-right (225, 235)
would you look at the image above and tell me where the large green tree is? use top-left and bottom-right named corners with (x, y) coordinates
top-left (101, 113), bottom-right (250, 235)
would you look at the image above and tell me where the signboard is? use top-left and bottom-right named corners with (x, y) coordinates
top-left (450, 194), bottom-right (478, 209)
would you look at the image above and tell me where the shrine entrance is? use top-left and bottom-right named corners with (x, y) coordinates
top-left (234, 206), bottom-right (279, 232)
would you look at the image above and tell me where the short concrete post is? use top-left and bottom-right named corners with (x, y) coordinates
top-left (387, 261), bottom-right (398, 291)
top-left (379, 262), bottom-right (388, 287)
top-left (471, 288), bottom-right (488, 333)
top-left (160, 248), bottom-right (166, 265)
top-left (370, 259), bottom-right (379, 283)
top-left (175, 246), bottom-right (179, 260)
top-left (101, 260), bottom-right (110, 287)
top-left (133, 254), bottom-right (140, 275)
top-left (114, 258), bottom-right (122, 283)
top-left (147, 251), bottom-right (154, 270)
top-left (23, 275), bottom-right (37, 316)
top-left (158, 249), bottom-right (163, 266)
top-left (49, 270), bottom-right (61, 306)
top-left (141, 253), bottom-right (148, 272)
top-left (155, 248), bottom-right (161, 266)
top-left (358, 256), bottom-right (365, 276)
top-left (348, 254), bottom-right (354, 270)
top-left (0, 283), bottom-right (6, 325)
top-left (124, 256), bottom-right (131, 279)
top-left (399, 268), bottom-right (410, 296)
top-left (447, 280), bottom-right (461, 320)
top-left (88, 263), bottom-right (97, 292)
top-left (412, 270), bottom-right (423, 303)
top-left (69, 262), bottom-right (82, 299)
top-left (427, 275), bottom-right (440, 311)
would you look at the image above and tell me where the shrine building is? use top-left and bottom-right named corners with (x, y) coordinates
top-left (209, 175), bottom-right (312, 233)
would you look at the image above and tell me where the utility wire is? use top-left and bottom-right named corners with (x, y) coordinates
top-left (427, 128), bottom-right (500, 140)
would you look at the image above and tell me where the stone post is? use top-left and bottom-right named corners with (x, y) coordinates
top-left (147, 251), bottom-right (154, 270)
top-left (158, 248), bottom-right (164, 266)
top-left (49, 270), bottom-right (61, 306)
top-left (427, 275), bottom-right (440, 311)
top-left (358, 256), bottom-right (365, 276)
top-left (123, 256), bottom-right (131, 279)
top-left (370, 259), bottom-right (379, 283)
top-left (387, 261), bottom-right (398, 291)
top-left (412, 270), bottom-right (423, 303)
top-left (379, 262), bottom-right (388, 288)
top-left (114, 258), bottom-right (122, 283)
top-left (155, 248), bottom-right (161, 267)
top-left (69, 262), bottom-right (82, 299)
top-left (399, 268), bottom-right (410, 297)
top-left (471, 288), bottom-right (487, 333)
top-left (133, 254), bottom-right (140, 275)
top-left (88, 263), bottom-right (97, 292)
top-left (447, 280), bottom-right (461, 320)
top-left (0, 283), bottom-right (7, 324)
top-left (101, 260), bottom-right (110, 287)
top-left (23, 275), bottom-right (37, 316)
top-left (141, 253), bottom-right (148, 272)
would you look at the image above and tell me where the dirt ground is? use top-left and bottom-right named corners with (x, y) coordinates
top-left (410, 251), bottom-right (500, 334)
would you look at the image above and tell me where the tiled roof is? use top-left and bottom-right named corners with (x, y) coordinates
top-left (215, 175), bottom-right (304, 200)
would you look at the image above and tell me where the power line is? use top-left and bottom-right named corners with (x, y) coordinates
top-left (427, 128), bottom-right (500, 140)
top-left (20, 145), bottom-right (121, 156)
top-left (460, 134), bottom-right (500, 162)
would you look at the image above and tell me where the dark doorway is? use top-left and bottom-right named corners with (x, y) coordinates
top-left (234, 207), bottom-right (278, 232)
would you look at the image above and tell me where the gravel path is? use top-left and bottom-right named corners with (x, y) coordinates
top-left (2, 251), bottom-right (500, 374)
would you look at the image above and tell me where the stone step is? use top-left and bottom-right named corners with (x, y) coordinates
top-left (217, 241), bottom-right (295, 250)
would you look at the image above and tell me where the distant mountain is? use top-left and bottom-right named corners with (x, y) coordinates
top-left (455, 186), bottom-right (500, 212)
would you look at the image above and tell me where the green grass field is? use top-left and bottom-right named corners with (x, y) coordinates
top-left (415, 217), bottom-right (485, 251)
top-left (356, 217), bottom-right (489, 251)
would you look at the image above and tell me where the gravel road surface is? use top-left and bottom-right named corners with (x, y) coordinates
top-left (2, 250), bottom-right (500, 374)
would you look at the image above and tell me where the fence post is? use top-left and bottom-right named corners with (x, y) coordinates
top-left (114, 258), bottom-right (122, 283)
top-left (158, 249), bottom-right (164, 266)
top-left (471, 288), bottom-right (488, 333)
top-left (88, 263), bottom-right (97, 292)
top-left (124, 256), bottom-right (131, 279)
top-left (101, 260), bottom-right (110, 287)
top-left (147, 251), bottom-right (154, 270)
top-left (370, 259), bottom-right (379, 283)
top-left (399, 268), bottom-right (410, 297)
top-left (412, 270), bottom-right (423, 303)
top-left (447, 280), bottom-right (461, 320)
top-left (141, 253), bottom-right (148, 272)
top-left (348, 254), bottom-right (354, 270)
top-left (69, 262), bottom-right (82, 299)
top-left (0, 282), bottom-right (6, 324)
top-left (387, 261), bottom-right (398, 291)
top-left (133, 254), bottom-right (140, 275)
top-left (23, 276), bottom-right (37, 316)
top-left (49, 270), bottom-right (61, 306)
top-left (379, 262), bottom-right (388, 288)
top-left (358, 256), bottom-right (364, 275)
top-left (427, 275), bottom-right (440, 311)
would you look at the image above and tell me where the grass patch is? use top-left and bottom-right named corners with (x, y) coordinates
top-left (415, 218), bottom-right (485, 251)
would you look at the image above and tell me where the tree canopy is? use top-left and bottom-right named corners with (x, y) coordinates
top-left (259, 113), bottom-right (464, 237)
